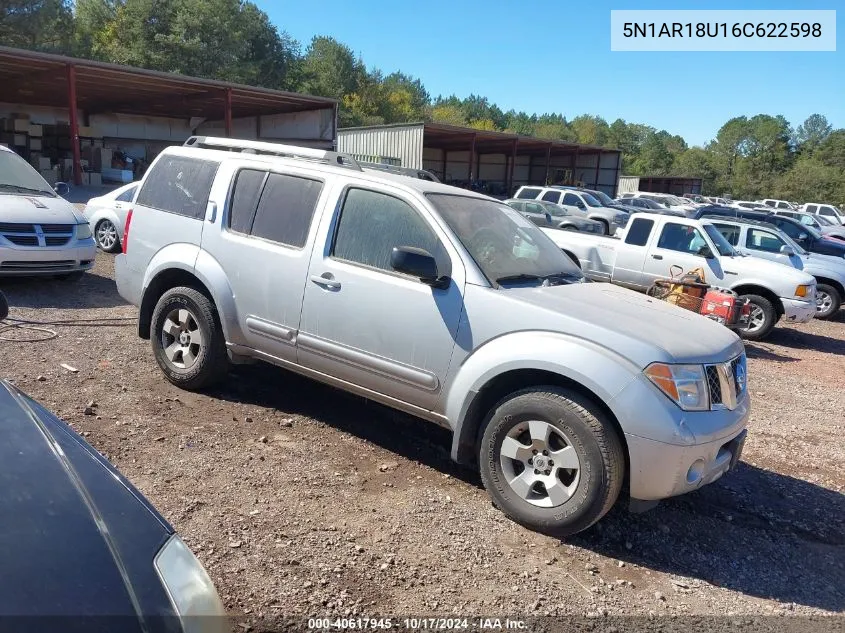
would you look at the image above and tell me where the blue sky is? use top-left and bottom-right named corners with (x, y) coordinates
top-left (263, 0), bottom-right (843, 146)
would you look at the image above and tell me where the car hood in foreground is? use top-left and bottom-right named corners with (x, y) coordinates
top-left (0, 193), bottom-right (85, 224)
top-left (0, 381), bottom-right (175, 623)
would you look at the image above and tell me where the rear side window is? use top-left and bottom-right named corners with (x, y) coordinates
top-left (136, 156), bottom-right (218, 219)
top-left (541, 190), bottom-right (561, 204)
top-left (777, 202), bottom-right (791, 209)
top-left (251, 173), bottom-right (322, 248)
top-left (516, 187), bottom-right (542, 200)
top-left (806, 204), bottom-right (818, 213)
top-left (562, 193), bottom-right (582, 206)
top-left (624, 218), bottom-right (654, 246)
top-left (228, 169), bottom-right (266, 234)
top-left (332, 188), bottom-right (441, 273)
top-left (819, 206), bottom-right (835, 216)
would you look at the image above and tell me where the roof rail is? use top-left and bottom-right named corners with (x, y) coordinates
top-left (358, 161), bottom-right (441, 182)
top-left (183, 136), bottom-right (362, 172)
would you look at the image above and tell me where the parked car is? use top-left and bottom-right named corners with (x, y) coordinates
top-left (707, 217), bottom-right (845, 319)
top-left (543, 212), bottom-right (817, 340)
top-left (550, 186), bottom-right (634, 215)
top-left (504, 199), bottom-right (604, 233)
top-left (115, 136), bottom-right (750, 537)
top-left (83, 182), bottom-right (139, 252)
top-left (618, 192), bottom-right (699, 215)
top-left (729, 200), bottom-right (771, 211)
top-left (514, 186), bottom-right (628, 234)
top-left (0, 145), bottom-right (96, 279)
top-left (694, 206), bottom-right (845, 258)
top-left (0, 379), bottom-right (227, 631)
top-left (773, 209), bottom-right (845, 241)
top-left (704, 197), bottom-right (731, 205)
top-left (615, 196), bottom-right (686, 216)
top-left (759, 198), bottom-right (798, 210)
top-left (800, 202), bottom-right (845, 226)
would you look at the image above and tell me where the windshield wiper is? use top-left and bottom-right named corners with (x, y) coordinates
top-left (0, 183), bottom-right (55, 196)
top-left (496, 272), bottom-right (581, 286)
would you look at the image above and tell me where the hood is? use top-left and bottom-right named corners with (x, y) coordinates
top-left (0, 381), bottom-right (174, 619)
top-left (0, 193), bottom-right (83, 224)
top-left (725, 253), bottom-right (816, 286)
top-left (802, 252), bottom-right (845, 281)
top-left (499, 282), bottom-right (743, 366)
top-left (808, 235), bottom-right (845, 257)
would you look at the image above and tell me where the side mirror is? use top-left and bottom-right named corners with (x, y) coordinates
top-left (575, 202), bottom-right (585, 209)
top-left (391, 247), bottom-right (448, 288)
top-left (799, 233), bottom-right (808, 241)
top-left (54, 182), bottom-right (70, 196)
top-left (697, 245), bottom-right (715, 259)
top-left (780, 245), bottom-right (795, 256)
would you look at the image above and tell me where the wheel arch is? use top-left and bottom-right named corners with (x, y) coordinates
top-left (731, 284), bottom-right (784, 317)
top-left (814, 276), bottom-right (844, 301)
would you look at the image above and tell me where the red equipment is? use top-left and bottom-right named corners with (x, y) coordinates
top-left (699, 288), bottom-right (751, 326)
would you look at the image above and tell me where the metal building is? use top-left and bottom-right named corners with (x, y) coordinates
top-left (338, 122), bottom-right (623, 197)
top-left (617, 175), bottom-right (703, 196)
top-left (0, 46), bottom-right (337, 187)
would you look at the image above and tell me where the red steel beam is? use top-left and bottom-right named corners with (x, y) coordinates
top-left (66, 64), bottom-right (82, 186)
top-left (224, 88), bottom-right (233, 137)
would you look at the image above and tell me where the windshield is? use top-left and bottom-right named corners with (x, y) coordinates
top-left (0, 150), bottom-right (56, 197)
top-left (427, 193), bottom-right (583, 285)
top-left (591, 190), bottom-right (615, 206)
top-left (815, 214), bottom-right (834, 226)
top-left (702, 224), bottom-right (737, 256)
top-left (582, 192), bottom-right (602, 207)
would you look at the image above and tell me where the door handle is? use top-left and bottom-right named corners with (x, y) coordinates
top-left (652, 254), bottom-right (663, 260)
top-left (310, 274), bottom-right (341, 290)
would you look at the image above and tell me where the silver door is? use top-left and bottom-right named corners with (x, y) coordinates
top-left (641, 221), bottom-right (728, 287)
top-left (201, 165), bottom-right (325, 362)
top-left (298, 184), bottom-right (465, 411)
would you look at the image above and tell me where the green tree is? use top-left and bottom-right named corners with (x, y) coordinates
top-left (300, 36), bottom-right (360, 100)
top-left (815, 130), bottom-right (845, 170)
top-left (795, 114), bottom-right (833, 154)
top-left (570, 115), bottom-right (609, 146)
top-left (0, 0), bottom-right (73, 52)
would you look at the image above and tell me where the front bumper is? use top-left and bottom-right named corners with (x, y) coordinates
top-left (609, 371), bottom-right (750, 501)
top-left (0, 241), bottom-right (96, 276)
top-left (780, 297), bottom-right (816, 323)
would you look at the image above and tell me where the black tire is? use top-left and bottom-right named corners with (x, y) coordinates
top-left (94, 219), bottom-right (122, 253)
top-left (150, 286), bottom-right (228, 390)
top-left (737, 294), bottom-right (777, 340)
top-left (814, 283), bottom-right (842, 320)
top-left (478, 386), bottom-right (625, 537)
top-left (57, 271), bottom-right (85, 282)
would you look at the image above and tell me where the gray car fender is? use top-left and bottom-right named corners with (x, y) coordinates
top-left (444, 331), bottom-right (641, 463)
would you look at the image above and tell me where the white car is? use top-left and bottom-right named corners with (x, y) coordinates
top-left (83, 182), bottom-right (138, 252)
top-left (618, 191), bottom-right (699, 216)
top-left (758, 199), bottom-right (798, 211)
top-left (800, 202), bottom-right (845, 226)
top-left (0, 145), bottom-right (96, 279)
top-left (514, 186), bottom-right (628, 234)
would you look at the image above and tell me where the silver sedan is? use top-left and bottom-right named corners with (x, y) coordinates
top-left (504, 199), bottom-right (606, 233)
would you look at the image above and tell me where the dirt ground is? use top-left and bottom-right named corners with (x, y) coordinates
top-left (1, 252), bottom-right (843, 627)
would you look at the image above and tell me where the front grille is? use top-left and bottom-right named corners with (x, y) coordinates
top-left (0, 260), bottom-right (75, 270)
top-left (40, 224), bottom-right (74, 234)
top-left (705, 365), bottom-right (722, 405)
top-left (6, 236), bottom-right (39, 246)
top-left (0, 223), bottom-right (35, 232)
top-left (45, 236), bottom-right (71, 247)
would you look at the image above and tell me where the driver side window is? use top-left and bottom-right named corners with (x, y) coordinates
top-left (657, 223), bottom-right (708, 255)
top-left (746, 228), bottom-right (785, 253)
top-left (562, 193), bottom-right (582, 207)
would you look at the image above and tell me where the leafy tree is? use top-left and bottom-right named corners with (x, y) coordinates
top-left (795, 114), bottom-right (833, 153)
top-left (300, 36), bottom-right (360, 100)
top-left (570, 115), bottom-right (609, 146)
top-left (0, 0), bottom-right (73, 52)
top-left (815, 130), bottom-right (845, 170)
top-left (429, 103), bottom-right (466, 126)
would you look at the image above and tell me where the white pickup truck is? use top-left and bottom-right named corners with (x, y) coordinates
top-left (543, 213), bottom-right (817, 340)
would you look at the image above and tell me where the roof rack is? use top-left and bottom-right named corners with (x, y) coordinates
top-left (183, 136), bottom-right (362, 172)
top-left (358, 161), bottom-right (441, 182)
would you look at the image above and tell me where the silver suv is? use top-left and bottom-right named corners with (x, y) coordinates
top-left (115, 137), bottom-right (750, 536)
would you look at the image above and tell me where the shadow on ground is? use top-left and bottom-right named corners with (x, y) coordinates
top-left (0, 271), bottom-right (127, 310)
top-left (764, 325), bottom-right (845, 356)
top-left (743, 342), bottom-right (800, 362)
top-left (212, 362), bottom-right (844, 613)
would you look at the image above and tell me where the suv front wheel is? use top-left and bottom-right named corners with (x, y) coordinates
top-left (479, 386), bottom-right (624, 537)
top-left (150, 286), bottom-right (228, 390)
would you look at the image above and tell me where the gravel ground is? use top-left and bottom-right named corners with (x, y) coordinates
top-left (1, 252), bottom-right (843, 628)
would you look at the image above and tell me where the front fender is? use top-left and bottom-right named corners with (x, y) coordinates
top-left (445, 331), bottom-right (641, 462)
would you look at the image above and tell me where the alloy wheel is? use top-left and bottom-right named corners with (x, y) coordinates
top-left (96, 220), bottom-right (118, 250)
top-left (160, 308), bottom-right (204, 369)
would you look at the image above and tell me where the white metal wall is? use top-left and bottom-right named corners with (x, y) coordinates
top-left (337, 124), bottom-right (425, 169)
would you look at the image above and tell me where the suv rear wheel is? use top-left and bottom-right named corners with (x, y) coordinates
top-left (478, 387), bottom-right (624, 537)
top-left (151, 286), bottom-right (228, 390)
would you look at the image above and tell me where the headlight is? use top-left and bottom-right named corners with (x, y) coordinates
top-left (645, 363), bottom-right (709, 411)
top-left (794, 284), bottom-right (813, 298)
top-left (76, 223), bottom-right (92, 240)
top-left (154, 535), bottom-right (229, 633)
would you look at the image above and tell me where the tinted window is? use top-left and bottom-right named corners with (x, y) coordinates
top-left (712, 223), bottom-right (740, 246)
top-left (541, 190), bottom-right (561, 203)
top-left (116, 186), bottom-right (137, 203)
top-left (251, 173), bottom-right (322, 248)
top-left (136, 156), bottom-right (218, 219)
top-left (562, 193), bottom-right (582, 206)
top-left (777, 202), bottom-right (791, 209)
top-left (806, 204), bottom-right (818, 213)
top-left (624, 218), bottom-right (654, 246)
top-left (516, 187), bottom-right (542, 200)
top-left (332, 188), bottom-right (442, 273)
top-left (228, 169), bottom-right (266, 234)
top-left (657, 223), bottom-right (708, 255)
top-left (747, 228), bottom-right (786, 253)
top-left (819, 206), bottom-right (835, 216)
top-left (505, 200), bottom-right (523, 211)
top-left (763, 201), bottom-right (776, 207)
top-left (525, 202), bottom-right (546, 214)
